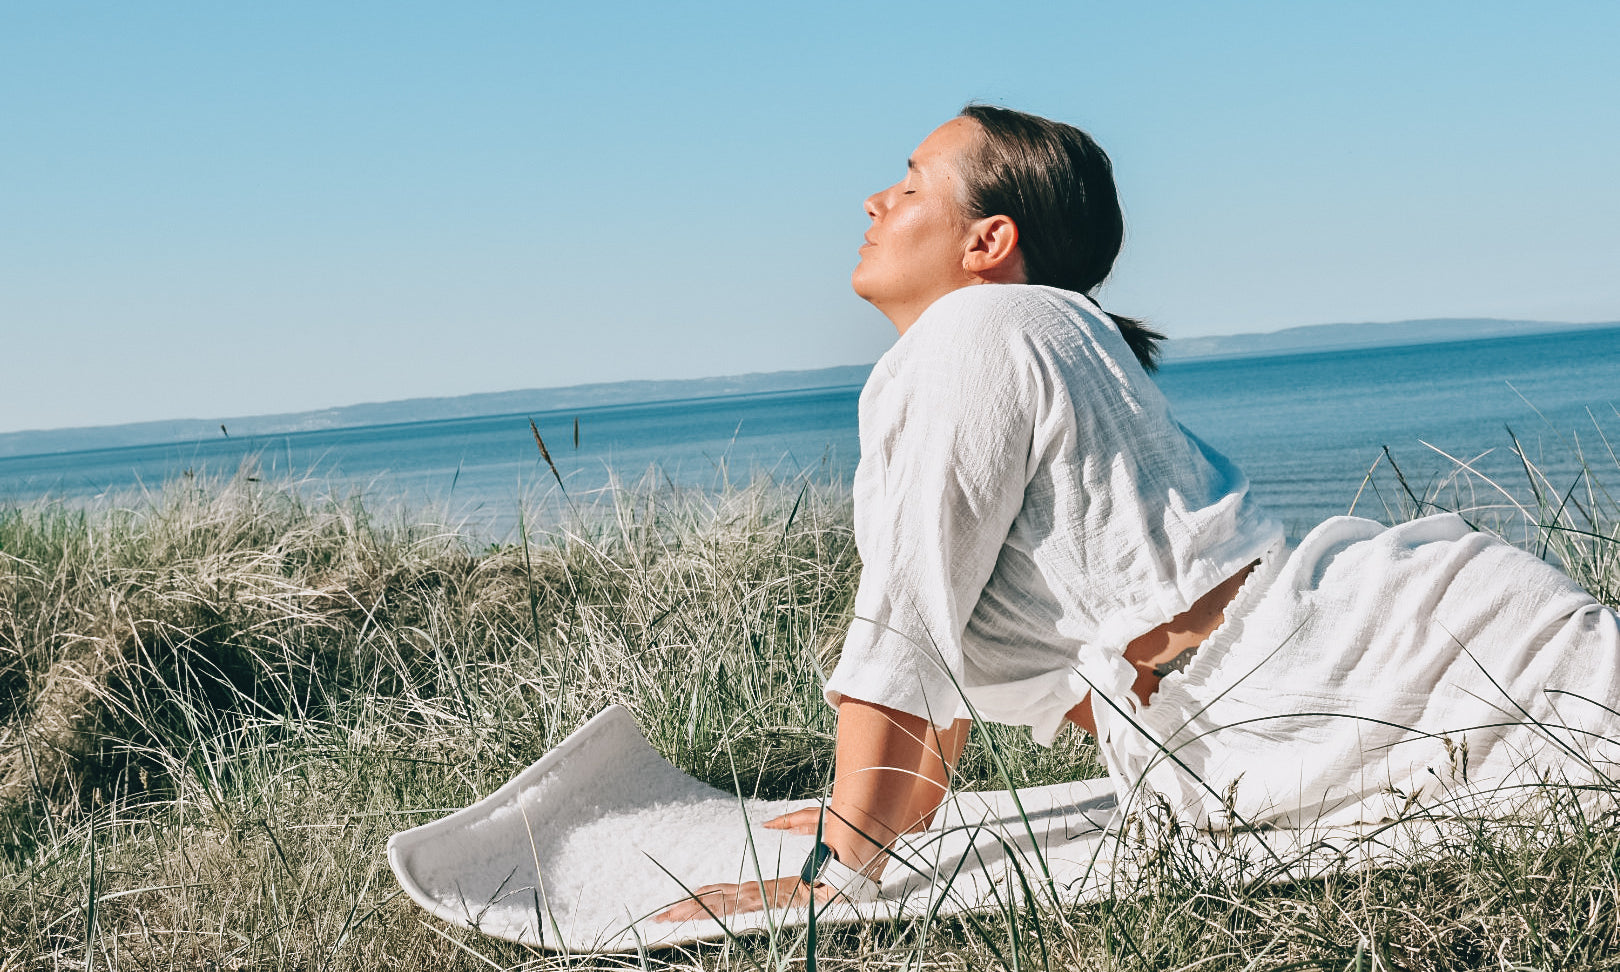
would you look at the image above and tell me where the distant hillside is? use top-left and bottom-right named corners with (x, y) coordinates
top-left (6, 317), bottom-right (1616, 461)
top-left (0, 364), bottom-right (874, 460)
top-left (1159, 317), bottom-right (1620, 362)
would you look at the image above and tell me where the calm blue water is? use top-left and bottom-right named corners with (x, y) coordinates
top-left (3, 327), bottom-right (1617, 540)
top-left (0, 387), bottom-right (865, 536)
top-left (1159, 327), bottom-right (1620, 537)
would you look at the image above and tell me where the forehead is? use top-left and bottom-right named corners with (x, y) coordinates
top-left (910, 117), bottom-right (980, 173)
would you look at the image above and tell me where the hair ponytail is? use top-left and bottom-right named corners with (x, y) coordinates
top-left (1104, 312), bottom-right (1166, 373)
top-left (957, 105), bottom-right (1166, 373)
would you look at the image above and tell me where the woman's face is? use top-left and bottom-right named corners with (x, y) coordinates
top-left (852, 117), bottom-right (983, 332)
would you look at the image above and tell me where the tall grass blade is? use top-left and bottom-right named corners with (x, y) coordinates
top-left (529, 418), bottom-right (568, 497)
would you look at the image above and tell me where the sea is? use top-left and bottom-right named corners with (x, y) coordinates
top-left (3, 327), bottom-right (1618, 542)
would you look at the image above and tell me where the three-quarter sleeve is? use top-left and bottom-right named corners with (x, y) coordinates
top-left (824, 303), bottom-right (1036, 728)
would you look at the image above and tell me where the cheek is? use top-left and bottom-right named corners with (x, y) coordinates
top-left (889, 205), bottom-right (958, 257)
top-left (885, 203), bottom-right (930, 240)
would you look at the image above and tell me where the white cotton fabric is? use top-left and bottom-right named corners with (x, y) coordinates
top-left (822, 283), bottom-right (1620, 828)
top-left (824, 284), bottom-right (1283, 745)
top-left (1124, 513), bottom-right (1620, 829)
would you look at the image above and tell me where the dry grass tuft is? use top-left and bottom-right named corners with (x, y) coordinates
top-left (0, 434), bottom-right (1616, 970)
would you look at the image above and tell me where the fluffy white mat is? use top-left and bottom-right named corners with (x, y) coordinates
top-left (388, 705), bottom-right (1445, 952)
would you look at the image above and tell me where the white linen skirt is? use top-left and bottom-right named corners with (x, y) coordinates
top-left (1110, 513), bottom-right (1620, 829)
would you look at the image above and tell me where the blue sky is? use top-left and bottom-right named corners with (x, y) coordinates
top-left (2, 1), bottom-right (1617, 433)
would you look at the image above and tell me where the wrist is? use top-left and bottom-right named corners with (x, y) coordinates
top-left (799, 841), bottom-right (882, 903)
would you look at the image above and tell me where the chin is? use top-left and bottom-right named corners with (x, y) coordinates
top-left (850, 263), bottom-right (882, 303)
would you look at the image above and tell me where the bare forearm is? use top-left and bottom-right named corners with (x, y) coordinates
top-left (657, 704), bottom-right (969, 922)
top-left (822, 701), bottom-right (968, 875)
top-left (906, 717), bottom-right (968, 831)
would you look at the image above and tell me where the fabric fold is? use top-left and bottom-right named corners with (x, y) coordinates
top-left (825, 283), bottom-right (1282, 739)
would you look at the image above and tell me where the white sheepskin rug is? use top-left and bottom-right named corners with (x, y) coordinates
top-left (388, 705), bottom-right (1450, 952)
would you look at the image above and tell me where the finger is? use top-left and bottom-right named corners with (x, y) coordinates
top-left (763, 809), bottom-right (811, 829)
top-left (654, 890), bottom-right (730, 923)
top-left (654, 900), bottom-right (710, 923)
top-left (764, 808), bottom-right (823, 834)
top-left (656, 903), bottom-right (705, 923)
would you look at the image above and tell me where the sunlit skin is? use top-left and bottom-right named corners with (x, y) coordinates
top-left (652, 116), bottom-right (1254, 924)
top-left (851, 116), bottom-right (1026, 335)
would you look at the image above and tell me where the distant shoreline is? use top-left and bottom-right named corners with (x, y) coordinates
top-left (1157, 317), bottom-right (1620, 363)
top-left (4, 318), bottom-right (1616, 462)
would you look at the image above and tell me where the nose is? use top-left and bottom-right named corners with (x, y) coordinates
top-left (864, 187), bottom-right (885, 220)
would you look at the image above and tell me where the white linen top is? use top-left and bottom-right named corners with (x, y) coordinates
top-left (824, 284), bottom-right (1283, 746)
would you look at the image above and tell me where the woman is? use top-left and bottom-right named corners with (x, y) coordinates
top-left (656, 106), bottom-right (1620, 922)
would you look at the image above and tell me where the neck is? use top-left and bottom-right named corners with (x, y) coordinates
top-left (881, 278), bottom-right (1003, 336)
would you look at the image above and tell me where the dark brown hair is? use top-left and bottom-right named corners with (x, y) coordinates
top-left (956, 104), bottom-right (1165, 372)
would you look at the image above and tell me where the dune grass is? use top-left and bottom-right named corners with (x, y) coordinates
top-left (1, 433), bottom-right (1617, 970)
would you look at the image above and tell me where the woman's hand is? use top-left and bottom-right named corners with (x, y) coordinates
top-left (762, 808), bottom-right (823, 835)
top-left (658, 703), bottom-right (969, 924)
top-left (652, 877), bottom-right (834, 923)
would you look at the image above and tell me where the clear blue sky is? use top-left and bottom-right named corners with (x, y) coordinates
top-left (3, 1), bottom-right (1617, 434)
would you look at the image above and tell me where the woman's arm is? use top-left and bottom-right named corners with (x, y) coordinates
top-left (652, 700), bottom-right (968, 922)
top-left (908, 713), bottom-right (971, 830)
top-left (801, 701), bottom-right (966, 872)
top-left (655, 295), bottom-right (1040, 923)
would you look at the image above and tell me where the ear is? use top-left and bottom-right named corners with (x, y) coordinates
top-left (961, 214), bottom-right (1026, 282)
